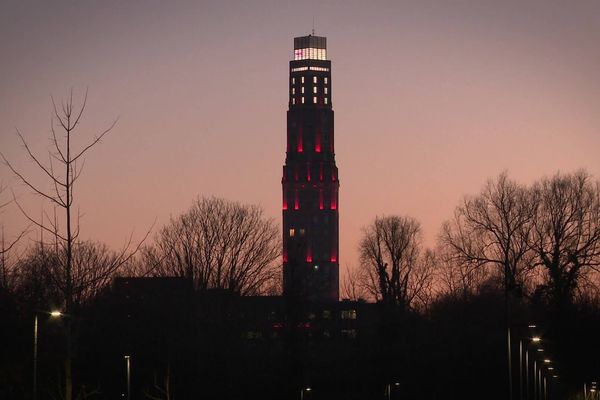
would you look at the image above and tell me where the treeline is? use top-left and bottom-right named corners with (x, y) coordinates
top-left (344, 170), bottom-right (600, 311)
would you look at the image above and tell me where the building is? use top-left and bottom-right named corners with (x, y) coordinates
top-left (282, 34), bottom-right (340, 302)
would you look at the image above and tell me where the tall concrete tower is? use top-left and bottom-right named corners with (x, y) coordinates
top-left (282, 35), bottom-right (339, 302)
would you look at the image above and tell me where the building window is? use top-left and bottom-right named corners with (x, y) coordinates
top-left (301, 76), bottom-right (305, 84)
top-left (301, 87), bottom-right (305, 94)
top-left (313, 86), bottom-right (317, 94)
top-left (292, 88), bottom-right (295, 95)
top-left (313, 96), bottom-right (317, 104)
top-left (292, 98), bottom-right (296, 105)
top-left (292, 77), bottom-right (295, 84)
top-left (341, 329), bottom-right (357, 340)
top-left (341, 309), bottom-right (357, 320)
top-left (324, 98), bottom-right (328, 104)
top-left (313, 76), bottom-right (317, 83)
top-left (289, 228), bottom-right (295, 237)
top-left (299, 228), bottom-right (305, 236)
top-left (324, 87), bottom-right (328, 94)
top-left (324, 77), bottom-right (328, 84)
top-left (301, 97), bottom-right (305, 104)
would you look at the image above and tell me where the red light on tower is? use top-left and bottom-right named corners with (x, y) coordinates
top-left (319, 189), bottom-right (324, 210)
top-left (306, 247), bottom-right (313, 263)
top-left (315, 128), bottom-right (321, 152)
top-left (297, 127), bottom-right (303, 152)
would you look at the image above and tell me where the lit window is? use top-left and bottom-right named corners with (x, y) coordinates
top-left (324, 98), bottom-right (328, 104)
top-left (341, 309), bottom-right (357, 320)
top-left (324, 88), bottom-right (328, 94)
top-left (299, 229), bottom-right (305, 236)
top-left (341, 329), bottom-right (357, 339)
top-left (301, 76), bottom-right (305, 83)
top-left (302, 97), bottom-right (305, 104)
top-left (313, 86), bottom-right (317, 94)
top-left (301, 87), bottom-right (305, 94)
top-left (313, 76), bottom-right (317, 83)
top-left (324, 77), bottom-right (328, 84)
top-left (292, 88), bottom-right (295, 95)
top-left (292, 98), bottom-right (296, 105)
top-left (289, 228), bottom-right (295, 237)
top-left (313, 96), bottom-right (317, 103)
top-left (292, 78), bottom-right (295, 84)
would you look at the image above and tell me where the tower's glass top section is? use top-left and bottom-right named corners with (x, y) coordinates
top-left (293, 35), bottom-right (327, 60)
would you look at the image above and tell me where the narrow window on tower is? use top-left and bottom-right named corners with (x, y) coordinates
top-left (292, 98), bottom-right (296, 105)
top-left (292, 77), bottom-right (295, 84)
top-left (282, 190), bottom-right (288, 210)
top-left (330, 187), bottom-right (337, 210)
top-left (289, 228), bottom-right (295, 237)
top-left (313, 96), bottom-right (317, 104)
top-left (313, 76), bottom-right (317, 83)
top-left (297, 127), bottom-right (303, 152)
top-left (330, 252), bottom-right (337, 263)
top-left (306, 246), bottom-right (313, 263)
top-left (301, 76), bottom-right (305, 84)
top-left (319, 189), bottom-right (324, 210)
top-left (294, 190), bottom-right (299, 210)
top-left (313, 86), bottom-right (317, 94)
top-left (292, 88), bottom-right (295, 95)
top-left (301, 87), bottom-right (305, 94)
top-left (325, 88), bottom-right (328, 94)
top-left (324, 77), bottom-right (328, 84)
top-left (324, 98), bottom-right (328, 104)
top-left (302, 97), bottom-right (305, 104)
top-left (315, 127), bottom-right (321, 152)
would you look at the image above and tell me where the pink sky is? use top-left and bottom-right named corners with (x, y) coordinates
top-left (1, 0), bottom-right (599, 274)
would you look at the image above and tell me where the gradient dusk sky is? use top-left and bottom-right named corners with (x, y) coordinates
top-left (1, 0), bottom-right (599, 273)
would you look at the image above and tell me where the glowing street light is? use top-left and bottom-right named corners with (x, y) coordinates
top-left (34, 310), bottom-right (64, 400)
top-left (300, 386), bottom-right (311, 400)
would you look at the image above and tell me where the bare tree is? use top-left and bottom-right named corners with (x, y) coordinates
top-left (439, 173), bottom-right (537, 298)
top-left (340, 265), bottom-right (369, 301)
top-left (435, 244), bottom-right (492, 301)
top-left (0, 183), bottom-right (28, 290)
top-left (530, 171), bottom-right (600, 307)
top-left (358, 215), bottom-right (434, 310)
top-left (0, 90), bottom-right (141, 400)
top-left (142, 197), bottom-right (281, 296)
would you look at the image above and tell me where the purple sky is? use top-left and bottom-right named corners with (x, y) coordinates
top-left (1, 0), bottom-right (599, 272)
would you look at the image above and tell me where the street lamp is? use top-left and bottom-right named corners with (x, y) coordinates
top-left (33, 310), bottom-right (63, 400)
top-left (300, 386), bottom-right (311, 400)
top-left (124, 355), bottom-right (131, 400)
top-left (386, 382), bottom-right (400, 400)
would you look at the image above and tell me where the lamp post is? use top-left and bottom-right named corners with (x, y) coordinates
top-left (33, 310), bottom-right (63, 400)
top-left (386, 382), bottom-right (400, 400)
top-left (520, 330), bottom-right (541, 400)
top-left (124, 355), bottom-right (131, 400)
top-left (300, 386), bottom-right (311, 400)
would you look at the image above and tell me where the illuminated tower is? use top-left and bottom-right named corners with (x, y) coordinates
top-left (282, 35), bottom-right (339, 302)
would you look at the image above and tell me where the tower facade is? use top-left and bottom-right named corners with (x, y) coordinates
top-left (282, 35), bottom-right (339, 302)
